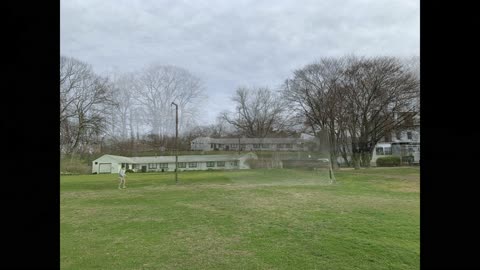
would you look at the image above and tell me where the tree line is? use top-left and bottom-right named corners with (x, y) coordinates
top-left (60, 55), bottom-right (419, 169)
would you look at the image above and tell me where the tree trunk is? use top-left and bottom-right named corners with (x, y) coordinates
top-left (351, 151), bottom-right (361, 169)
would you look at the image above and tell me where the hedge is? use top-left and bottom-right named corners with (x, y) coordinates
top-left (376, 156), bottom-right (401, 167)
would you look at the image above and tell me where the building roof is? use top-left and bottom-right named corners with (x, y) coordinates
top-left (95, 154), bottom-right (136, 163)
top-left (192, 137), bottom-right (305, 144)
top-left (94, 153), bottom-right (257, 164)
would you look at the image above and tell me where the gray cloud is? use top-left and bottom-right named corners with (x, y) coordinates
top-left (61, 0), bottom-right (419, 124)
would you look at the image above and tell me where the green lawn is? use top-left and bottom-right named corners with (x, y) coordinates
top-left (61, 167), bottom-right (419, 270)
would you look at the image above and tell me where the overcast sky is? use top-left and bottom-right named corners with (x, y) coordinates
top-left (61, 0), bottom-right (419, 125)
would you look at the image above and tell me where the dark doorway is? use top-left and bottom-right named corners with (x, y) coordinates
top-left (141, 166), bottom-right (147, 172)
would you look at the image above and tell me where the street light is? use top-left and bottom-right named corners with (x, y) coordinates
top-left (171, 102), bottom-right (178, 184)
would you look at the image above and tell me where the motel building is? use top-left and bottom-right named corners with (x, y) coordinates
top-left (91, 152), bottom-right (258, 174)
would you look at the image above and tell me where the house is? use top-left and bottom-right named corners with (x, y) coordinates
top-left (91, 152), bottom-right (258, 174)
top-left (190, 137), bottom-right (311, 151)
top-left (379, 112), bottom-right (420, 143)
top-left (371, 141), bottom-right (420, 166)
top-left (372, 113), bottom-right (420, 166)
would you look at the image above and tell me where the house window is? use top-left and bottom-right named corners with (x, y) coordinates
top-left (396, 131), bottom-right (402, 140)
top-left (206, 161), bottom-right (215, 167)
top-left (407, 132), bottom-right (413, 140)
top-left (231, 161), bottom-right (239, 166)
top-left (159, 163), bottom-right (168, 169)
top-left (262, 144), bottom-right (270, 149)
top-left (231, 144), bottom-right (237, 148)
top-left (285, 144), bottom-right (293, 148)
top-left (188, 162), bottom-right (197, 168)
top-left (178, 162), bottom-right (186, 168)
top-left (376, 147), bottom-right (384, 155)
top-left (277, 144), bottom-right (284, 148)
top-left (148, 163), bottom-right (158, 169)
top-left (132, 164), bottom-right (138, 169)
top-left (217, 161), bottom-right (225, 167)
top-left (94, 162), bottom-right (98, 165)
top-left (253, 144), bottom-right (260, 149)
top-left (384, 147), bottom-right (392, 155)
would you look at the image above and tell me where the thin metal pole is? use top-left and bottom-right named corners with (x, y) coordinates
top-left (171, 102), bottom-right (178, 184)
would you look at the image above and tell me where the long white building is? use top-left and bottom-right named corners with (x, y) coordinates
top-left (92, 152), bottom-right (258, 174)
top-left (191, 137), bottom-right (310, 151)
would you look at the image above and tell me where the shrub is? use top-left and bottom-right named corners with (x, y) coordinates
top-left (60, 158), bottom-right (91, 174)
top-left (376, 156), bottom-right (401, 167)
top-left (126, 169), bottom-right (134, 173)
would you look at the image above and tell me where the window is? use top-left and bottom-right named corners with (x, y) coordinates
top-left (285, 144), bottom-right (292, 148)
top-left (132, 164), bottom-right (138, 169)
top-left (217, 161), bottom-right (225, 167)
top-left (277, 144), bottom-right (284, 148)
top-left (231, 161), bottom-right (239, 166)
top-left (148, 163), bottom-right (157, 169)
top-left (206, 161), bottom-right (215, 167)
top-left (376, 147), bottom-right (384, 155)
top-left (384, 147), bottom-right (392, 155)
top-left (253, 144), bottom-right (260, 148)
top-left (159, 163), bottom-right (168, 169)
top-left (231, 144), bottom-right (237, 148)
top-left (178, 162), bottom-right (186, 168)
top-left (262, 144), bottom-right (270, 149)
top-left (188, 162), bottom-right (197, 168)
top-left (396, 131), bottom-right (402, 140)
top-left (94, 162), bottom-right (98, 165)
top-left (407, 132), bottom-right (413, 140)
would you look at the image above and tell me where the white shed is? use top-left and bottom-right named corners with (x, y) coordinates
top-left (91, 155), bottom-right (136, 174)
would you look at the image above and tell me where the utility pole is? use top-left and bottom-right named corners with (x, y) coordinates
top-left (171, 102), bottom-right (178, 184)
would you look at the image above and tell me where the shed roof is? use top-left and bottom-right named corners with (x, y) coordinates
top-left (93, 154), bottom-right (136, 163)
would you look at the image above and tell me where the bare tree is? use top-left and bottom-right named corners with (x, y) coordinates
top-left (283, 57), bottom-right (347, 168)
top-left (133, 64), bottom-right (204, 136)
top-left (341, 56), bottom-right (419, 168)
top-left (284, 56), bottom-right (420, 168)
top-left (222, 87), bottom-right (293, 138)
top-left (109, 72), bottom-right (137, 139)
top-left (60, 56), bottom-right (116, 156)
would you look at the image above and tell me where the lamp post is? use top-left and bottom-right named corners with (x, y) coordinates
top-left (171, 102), bottom-right (178, 184)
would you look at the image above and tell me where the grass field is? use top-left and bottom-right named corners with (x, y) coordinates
top-left (61, 167), bottom-right (419, 270)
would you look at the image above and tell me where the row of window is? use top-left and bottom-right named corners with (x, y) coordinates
top-left (144, 161), bottom-right (238, 169)
top-left (148, 163), bottom-right (169, 169)
top-left (252, 143), bottom-right (293, 148)
top-left (376, 147), bottom-right (392, 156)
top-left (211, 143), bottom-right (294, 149)
top-left (385, 132), bottom-right (414, 142)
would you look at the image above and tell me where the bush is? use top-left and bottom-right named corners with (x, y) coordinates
top-left (376, 156), bottom-right (401, 167)
top-left (60, 157), bottom-right (91, 174)
top-left (126, 169), bottom-right (134, 173)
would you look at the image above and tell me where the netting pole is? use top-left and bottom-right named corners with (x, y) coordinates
top-left (329, 161), bottom-right (336, 184)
